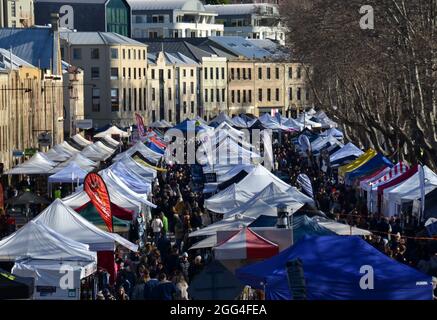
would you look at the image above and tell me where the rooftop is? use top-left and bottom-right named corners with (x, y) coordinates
top-left (205, 3), bottom-right (279, 16)
top-left (60, 31), bottom-right (147, 46)
top-left (128, 0), bottom-right (209, 12)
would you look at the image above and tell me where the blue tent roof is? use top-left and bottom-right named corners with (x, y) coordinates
top-left (345, 153), bottom-right (393, 184)
top-left (172, 119), bottom-right (209, 133)
top-left (146, 142), bottom-right (165, 155)
top-left (249, 215), bottom-right (335, 243)
top-left (236, 236), bottom-right (433, 300)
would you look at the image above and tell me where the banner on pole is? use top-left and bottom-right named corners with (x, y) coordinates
top-left (84, 173), bottom-right (113, 232)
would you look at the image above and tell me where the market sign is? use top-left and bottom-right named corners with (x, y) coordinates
top-left (38, 132), bottom-right (52, 147)
top-left (12, 150), bottom-right (24, 158)
top-left (24, 148), bottom-right (38, 157)
top-left (76, 119), bottom-right (93, 130)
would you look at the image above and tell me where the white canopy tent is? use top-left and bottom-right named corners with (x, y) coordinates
top-left (53, 141), bottom-right (81, 157)
top-left (6, 152), bottom-right (57, 175)
top-left (80, 143), bottom-right (113, 161)
top-left (216, 164), bottom-right (255, 183)
top-left (310, 135), bottom-right (343, 153)
top-left (296, 113), bottom-right (322, 129)
top-left (100, 135), bottom-right (121, 148)
top-left (313, 216), bottom-right (371, 236)
top-left (231, 116), bottom-right (256, 128)
top-left (113, 141), bottom-right (162, 164)
top-left (94, 126), bottom-right (130, 138)
top-left (44, 148), bottom-right (71, 162)
top-left (71, 134), bottom-right (93, 148)
top-left (0, 220), bottom-right (97, 262)
top-left (209, 112), bottom-right (234, 126)
top-left (384, 166), bottom-right (437, 215)
top-left (115, 155), bottom-right (157, 180)
top-left (52, 153), bottom-right (98, 173)
top-left (32, 199), bottom-right (138, 252)
top-left (204, 184), bottom-right (254, 214)
top-left (235, 164), bottom-right (291, 193)
top-left (48, 162), bottom-right (89, 184)
top-left (283, 118), bottom-right (305, 131)
top-left (189, 214), bottom-right (256, 238)
top-left (330, 143), bottom-right (364, 163)
top-left (105, 161), bottom-right (154, 193)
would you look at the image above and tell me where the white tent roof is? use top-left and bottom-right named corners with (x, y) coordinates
top-left (313, 216), bottom-right (371, 236)
top-left (236, 164), bottom-right (291, 193)
top-left (100, 135), bottom-right (121, 148)
top-left (311, 135), bottom-right (343, 153)
top-left (283, 118), bottom-right (305, 131)
top-left (231, 116), bottom-right (256, 128)
top-left (63, 188), bottom-right (141, 214)
top-left (113, 141), bottom-right (162, 164)
top-left (6, 152), bottom-right (57, 175)
top-left (54, 153), bottom-right (97, 171)
top-left (71, 134), bottom-right (93, 148)
top-left (296, 113), bottom-right (322, 128)
top-left (209, 112), bottom-right (234, 125)
top-left (80, 143), bottom-right (112, 161)
top-left (100, 170), bottom-right (156, 208)
top-left (106, 160), bottom-right (153, 193)
top-left (54, 141), bottom-right (81, 157)
top-left (330, 142), bottom-right (363, 163)
top-left (189, 214), bottom-right (256, 238)
top-left (189, 235), bottom-right (217, 250)
top-left (94, 126), bottom-right (130, 138)
top-left (44, 148), bottom-right (71, 162)
top-left (116, 155), bottom-right (157, 180)
top-left (205, 184), bottom-right (254, 214)
top-left (216, 164), bottom-right (255, 183)
top-left (48, 162), bottom-right (88, 183)
top-left (0, 221), bottom-right (96, 262)
top-left (314, 111), bottom-right (338, 128)
top-left (321, 128), bottom-right (343, 138)
top-left (32, 199), bottom-right (138, 252)
top-left (223, 182), bottom-right (310, 219)
top-left (385, 166), bottom-right (437, 205)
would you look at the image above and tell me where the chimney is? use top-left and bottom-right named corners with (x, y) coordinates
top-left (50, 13), bottom-right (59, 31)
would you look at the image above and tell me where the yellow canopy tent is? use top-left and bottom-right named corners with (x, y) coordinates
top-left (338, 149), bottom-right (377, 177)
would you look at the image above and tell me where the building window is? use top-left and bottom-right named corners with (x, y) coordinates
top-left (139, 89), bottom-right (142, 110)
top-left (191, 101), bottom-right (194, 114)
top-left (168, 88), bottom-right (172, 100)
top-left (210, 89), bottom-right (214, 103)
top-left (91, 48), bottom-right (99, 59)
top-left (216, 67), bottom-right (219, 80)
top-left (258, 89), bottom-right (262, 101)
top-left (243, 68), bottom-right (246, 80)
top-left (152, 88), bottom-right (156, 101)
top-left (128, 68), bottom-right (131, 79)
top-left (216, 89), bottom-right (220, 102)
top-left (221, 67), bottom-right (225, 79)
top-left (110, 68), bottom-right (119, 80)
top-left (133, 88), bottom-right (137, 110)
top-left (11, 1), bottom-right (16, 17)
top-left (151, 69), bottom-right (155, 79)
top-left (133, 50), bottom-right (136, 60)
top-left (276, 88), bottom-right (280, 101)
top-left (267, 88), bottom-right (271, 101)
top-left (288, 67), bottom-right (293, 79)
top-left (230, 68), bottom-right (234, 80)
top-left (297, 88), bottom-right (301, 101)
top-left (91, 67), bottom-right (100, 79)
top-left (133, 68), bottom-right (137, 79)
top-left (204, 89), bottom-right (208, 102)
top-left (248, 68), bottom-right (252, 80)
top-left (169, 110), bottom-right (172, 122)
top-left (128, 88), bottom-right (132, 111)
top-left (144, 68), bottom-right (147, 77)
top-left (237, 90), bottom-right (241, 103)
top-left (123, 49), bottom-right (126, 59)
top-left (92, 88), bottom-right (100, 112)
top-left (258, 67), bottom-right (262, 80)
top-left (73, 48), bottom-right (82, 60)
top-left (190, 69), bottom-right (194, 77)
top-left (275, 67), bottom-right (280, 79)
top-left (128, 49), bottom-right (131, 59)
top-left (237, 68), bottom-right (240, 80)
top-left (183, 101), bottom-right (187, 114)
top-left (210, 68), bottom-right (214, 80)
top-left (167, 69), bottom-right (171, 79)
top-left (231, 90), bottom-right (235, 103)
top-left (183, 69), bottom-right (186, 77)
top-left (111, 48), bottom-right (118, 59)
top-left (243, 90), bottom-right (247, 103)
top-left (152, 110), bottom-right (156, 122)
top-left (123, 68), bottom-right (126, 78)
top-left (306, 89), bottom-right (310, 101)
top-left (183, 82), bottom-right (187, 95)
top-left (123, 88), bottom-right (127, 111)
top-left (297, 67), bottom-right (301, 79)
top-left (267, 67), bottom-right (271, 80)
top-left (222, 89), bottom-right (225, 102)
top-left (204, 68), bottom-right (208, 80)
top-left (111, 88), bottom-right (119, 112)
top-left (289, 87), bottom-right (293, 100)
top-left (190, 82), bottom-right (194, 94)
top-left (248, 90), bottom-right (252, 103)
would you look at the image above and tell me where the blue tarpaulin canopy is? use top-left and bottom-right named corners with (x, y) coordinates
top-left (236, 236), bottom-right (433, 300)
top-left (146, 142), bottom-right (165, 155)
top-left (172, 119), bottom-right (211, 133)
top-left (345, 153), bottom-right (393, 184)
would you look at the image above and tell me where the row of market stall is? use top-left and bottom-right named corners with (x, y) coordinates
top-left (175, 111), bottom-right (435, 300)
top-left (0, 126), bottom-right (168, 299)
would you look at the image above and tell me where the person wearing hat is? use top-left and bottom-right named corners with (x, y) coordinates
top-left (179, 252), bottom-right (190, 282)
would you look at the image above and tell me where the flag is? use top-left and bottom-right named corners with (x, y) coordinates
top-left (298, 135), bottom-right (312, 153)
top-left (135, 113), bottom-right (145, 137)
top-left (418, 165), bottom-right (426, 221)
top-left (297, 173), bottom-right (314, 198)
top-left (84, 173), bottom-right (113, 232)
top-left (262, 130), bottom-right (274, 171)
top-left (0, 182), bottom-right (4, 211)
